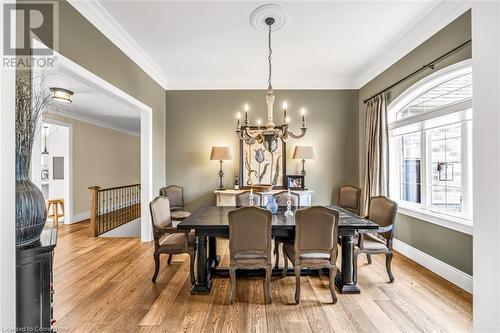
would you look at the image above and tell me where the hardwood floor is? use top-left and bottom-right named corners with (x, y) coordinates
top-left (54, 221), bottom-right (472, 333)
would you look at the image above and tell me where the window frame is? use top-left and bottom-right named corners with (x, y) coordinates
top-left (387, 60), bottom-right (473, 234)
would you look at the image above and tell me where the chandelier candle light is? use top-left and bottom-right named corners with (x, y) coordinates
top-left (236, 15), bottom-right (307, 152)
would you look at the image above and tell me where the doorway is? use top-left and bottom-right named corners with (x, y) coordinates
top-left (31, 120), bottom-right (72, 224)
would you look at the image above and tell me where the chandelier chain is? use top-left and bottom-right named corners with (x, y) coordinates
top-left (268, 23), bottom-right (272, 89)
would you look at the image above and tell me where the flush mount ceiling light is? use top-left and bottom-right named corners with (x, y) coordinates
top-left (49, 87), bottom-right (73, 103)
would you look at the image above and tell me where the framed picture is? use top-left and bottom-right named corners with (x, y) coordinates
top-left (239, 127), bottom-right (287, 189)
top-left (286, 175), bottom-right (305, 190)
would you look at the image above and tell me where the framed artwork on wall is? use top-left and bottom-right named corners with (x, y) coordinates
top-left (239, 127), bottom-right (286, 189)
top-left (286, 175), bottom-right (305, 190)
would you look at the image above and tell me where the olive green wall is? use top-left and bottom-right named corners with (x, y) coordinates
top-left (50, 1), bottom-right (166, 194)
top-left (166, 90), bottom-right (358, 211)
top-left (358, 11), bottom-right (472, 274)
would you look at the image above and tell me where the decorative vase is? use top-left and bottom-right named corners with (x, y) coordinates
top-left (266, 196), bottom-right (279, 214)
top-left (16, 158), bottom-right (47, 246)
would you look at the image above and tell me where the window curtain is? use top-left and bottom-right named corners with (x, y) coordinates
top-left (362, 93), bottom-right (389, 214)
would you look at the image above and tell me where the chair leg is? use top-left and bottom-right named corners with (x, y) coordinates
top-left (386, 252), bottom-right (395, 283)
top-left (366, 254), bottom-right (372, 264)
top-left (229, 267), bottom-right (237, 304)
top-left (189, 252), bottom-right (195, 285)
top-left (282, 250), bottom-right (288, 277)
top-left (353, 251), bottom-right (359, 285)
top-left (329, 267), bottom-right (338, 304)
top-left (274, 239), bottom-right (281, 269)
top-left (294, 266), bottom-right (301, 304)
top-left (167, 254), bottom-right (173, 265)
top-left (152, 252), bottom-right (160, 283)
top-left (265, 265), bottom-right (272, 304)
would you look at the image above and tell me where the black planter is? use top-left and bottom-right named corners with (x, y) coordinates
top-left (16, 173), bottom-right (47, 247)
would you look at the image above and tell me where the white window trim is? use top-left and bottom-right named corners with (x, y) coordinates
top-left (388, 59), bottom-right (473, 234)
top-left (398, 204), bottom-right (473, 235)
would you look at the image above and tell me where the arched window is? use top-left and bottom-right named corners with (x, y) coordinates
top-left (388, 60), bottom-right (472, 224)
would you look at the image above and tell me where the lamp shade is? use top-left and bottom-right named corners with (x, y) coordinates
top-left (210, 146), bottom-right (232, 160)
top-left (293, 146), bottom-right (315, 160)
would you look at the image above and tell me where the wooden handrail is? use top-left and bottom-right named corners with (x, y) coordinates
top-left (88, 184), bottom-right (141, 237)
top-left (98, 184), bottom-right (141, 192)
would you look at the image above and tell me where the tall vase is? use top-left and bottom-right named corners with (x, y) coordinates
top-left (16, 154), bottom-right (47, 246)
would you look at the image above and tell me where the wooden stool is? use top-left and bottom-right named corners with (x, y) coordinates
top-left (47, 199), bottom-right (64, 227)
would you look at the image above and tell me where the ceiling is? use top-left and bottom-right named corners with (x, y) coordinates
top-left (91, 1), bottom-right (444, 90)
top-left (41, 70), bottom-right (141, 134)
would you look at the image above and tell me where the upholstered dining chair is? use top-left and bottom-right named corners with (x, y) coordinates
top-left (273, 190), bottom-right (301, 269)
top-left (149, 196), bottom-right (195, 284)
top-left (353, 196), bottom-right (398, 283)
top-left (338, 185), bottom-right (361, 216)
top-left (228, 206), bottom-right (273, 304)
top-left (236, 191), bottom-right (262, 207)
top-left (159, 185), bottom-right (191, 221)
top-left (282, 206), bottom-right (339, 304)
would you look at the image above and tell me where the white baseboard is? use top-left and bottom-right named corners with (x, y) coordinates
top-left (393, 238), bottom-right (472, 293)
top-left (71, 211), bottom-right (90, 224)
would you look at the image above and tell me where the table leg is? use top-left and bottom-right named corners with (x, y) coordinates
top-left (208, 237), bottom-right (220, 267)
top-left (335, 235), bottom-right (361, 294)
top-left (191, 236), bottom-right (212, 294)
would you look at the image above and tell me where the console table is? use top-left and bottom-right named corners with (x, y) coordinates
top-left (214, 189), bottom-right (313, 207)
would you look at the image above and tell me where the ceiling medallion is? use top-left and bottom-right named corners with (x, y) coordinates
top-left (250, 4), bottom-right (286, 32)
top-left (236, 4), bottom-right (307, 153)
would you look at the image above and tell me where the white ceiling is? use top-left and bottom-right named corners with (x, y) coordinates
top-left (91, 0), bottom-right (445, 90)
top-left (42, 70), bottom-right (141, 134)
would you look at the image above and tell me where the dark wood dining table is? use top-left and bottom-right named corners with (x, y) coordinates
top-left (177, 206), bottom-right (379, 295)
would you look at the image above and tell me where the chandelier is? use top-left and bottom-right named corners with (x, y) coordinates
top-left (236, 16), bottom-right (307, 152)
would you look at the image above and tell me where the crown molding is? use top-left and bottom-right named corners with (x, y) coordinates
top-left (167, 79), bottom-right (358, 90)
top-left (48, 110), bottom-right (140, 137)
top-left (67, 0), bottom-right (169, 90)
top-left (353, 0), bottom-right (472, 89)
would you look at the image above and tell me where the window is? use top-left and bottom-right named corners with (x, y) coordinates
top-left (388, 60), bottom-right (472, 225)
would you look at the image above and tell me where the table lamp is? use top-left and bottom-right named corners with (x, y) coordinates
top-left (210, 146), bottom-right (232, 190)
top-left (293, 146), bottom-right (315, 176)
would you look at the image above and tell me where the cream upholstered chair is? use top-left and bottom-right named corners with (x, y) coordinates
top-left (353, 196), bottom-right (398, 283)
top-left (228, 207), bottom-right (273, 304)
top-left (283, 206), bottom-right (339, 304)
top-left (159, 185), bottom-right (191, 221)
top-left (150, 196), bottom-right (195, 284)
top-left (236, 191), bottom-right (262, 207)
top-left (272, 190), bottom-right (301, 269)
top-left (338, 185), bottom-right (361, 216)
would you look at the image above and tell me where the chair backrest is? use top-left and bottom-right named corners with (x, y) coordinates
top-left (294, 206), bottom-right (339, 263)
top-left (236, 191), bottom-right (262, 207)
top-left (149, 196), bottom-right (173, 240)
top-left (159, 185), bottom-right (184, 209)
top-left (338, 185), bottom-right (361, 215)
top-left (368, 196), bottom-right (398, 232)
top-left (272, 190), bottom-right (300, 207)
top-left (228, 207), bottom-right (272, 259)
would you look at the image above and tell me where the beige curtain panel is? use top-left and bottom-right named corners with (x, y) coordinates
top-left (362, 94), bottom-right (389, 214)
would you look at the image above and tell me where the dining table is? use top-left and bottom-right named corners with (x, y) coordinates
top-left (177, 206), bottom-right (379, 295)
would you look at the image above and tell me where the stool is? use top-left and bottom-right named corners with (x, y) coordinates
top-left (47, 199), bottom-right (64, 227)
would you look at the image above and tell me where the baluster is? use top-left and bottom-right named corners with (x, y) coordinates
top-left (127, 186), bottom-right (130, 222)
top-left (115, 189), bottom-right (119, 229)
top-left (108, 189), bottom-right (111, 230)
top-left (100, 191), bottom-right (104, 234)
